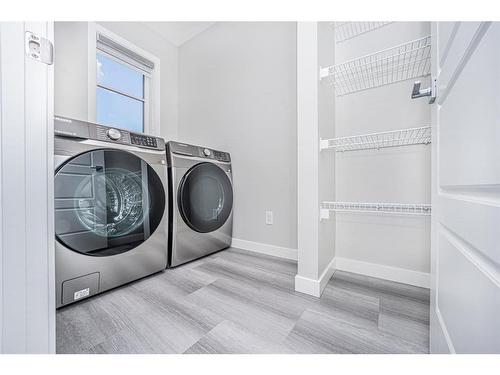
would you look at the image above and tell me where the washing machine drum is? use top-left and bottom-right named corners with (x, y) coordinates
top-left (54, 149), bottom-right (165, 256)
top-left (178, 162), bottom-right (233, 233)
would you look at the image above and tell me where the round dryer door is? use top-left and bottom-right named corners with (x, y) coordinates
top-left (54, 149), bottom-right (165, 256)
top-left (178, 162), bottom-right (233, 233)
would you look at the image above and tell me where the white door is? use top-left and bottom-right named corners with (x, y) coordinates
top-left (0, 22), bottom-right (55, 353)
top-left (430, 21), bottom-right (500, 354)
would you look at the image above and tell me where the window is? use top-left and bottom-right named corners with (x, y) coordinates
top-left (93, 31), bottom-right (158, 134)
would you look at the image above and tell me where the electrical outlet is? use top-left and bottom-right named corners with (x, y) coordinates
top-left (265, 211), bottom-right (273, 225)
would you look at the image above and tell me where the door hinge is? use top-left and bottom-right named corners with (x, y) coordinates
top-left (25, 31), bottom-right (53, 65)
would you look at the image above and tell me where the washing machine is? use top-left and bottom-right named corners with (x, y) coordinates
top-left (167, 141), bottom-right (233, 267)
top-left (54, 116), bottom-right (168, 307)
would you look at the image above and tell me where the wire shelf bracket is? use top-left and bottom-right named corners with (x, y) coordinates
top-left (320, 201), bottom-right (432, 221)
top-left (320, 36), bottom-right (432, 96)
top-left (333, 22), bottom-right (393, 43)
top-left (320, 126), bottom-right (431, 152)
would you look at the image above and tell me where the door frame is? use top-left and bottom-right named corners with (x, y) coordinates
top-left (0, 22), bottom-right (55, 353)
top-left (429, 20), bottom-right (449, 354)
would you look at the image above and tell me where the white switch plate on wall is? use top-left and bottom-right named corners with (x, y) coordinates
top-left (265, 211), bottom-right (273, 225)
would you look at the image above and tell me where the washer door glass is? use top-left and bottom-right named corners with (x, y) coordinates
top-left (178, 163), bottom-right (233, 233)
top-left (54, 149), bottom-right (165, 256)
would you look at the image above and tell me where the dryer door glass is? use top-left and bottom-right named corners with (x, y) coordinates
top-left (178, 162), bottom-right (233, 233)
top-left (54, 149), bottom-right (165, 256)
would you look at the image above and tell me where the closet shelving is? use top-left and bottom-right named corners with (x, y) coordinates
top-left (320, 201), bottom-right (431, 220)
top-left (319, 126), bottom-right (431, 152)
top-left (319, 26), bottom-right (432, 221)
top-left (320, 35), bottom-right (432, 96)
top-left (333, 22), bottom-right (392, 43)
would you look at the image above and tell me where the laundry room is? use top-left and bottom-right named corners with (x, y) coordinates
top-left (52, 21), bottom-right (300, 352)
top-left (0, 6), bottom-right (499, 367)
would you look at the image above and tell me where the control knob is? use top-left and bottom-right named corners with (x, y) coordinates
top-left (203, 148), bottom-right (211, 157)
top-left (106, 128), bottom-right (122, 141)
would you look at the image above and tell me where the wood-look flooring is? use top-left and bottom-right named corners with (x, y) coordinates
top-left (56, 248), bottom-right (430, 354)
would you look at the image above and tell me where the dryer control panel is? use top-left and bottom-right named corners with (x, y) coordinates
top-left (168, 141), bottom-right (231, 163)
top-left (54, 116), bottom-right (165, 151)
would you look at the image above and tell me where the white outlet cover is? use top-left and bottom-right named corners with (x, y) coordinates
top-left (265, 211), bottom-right (273, 225)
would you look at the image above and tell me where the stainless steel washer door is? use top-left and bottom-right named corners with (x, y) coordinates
top-left (55, 149), bottom-right (166, 256)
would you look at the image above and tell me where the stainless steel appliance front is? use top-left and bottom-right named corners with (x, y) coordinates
top-left (167, 141), bottom-right (233, 267)
top-left (54, 116), bottom-right (168, 307)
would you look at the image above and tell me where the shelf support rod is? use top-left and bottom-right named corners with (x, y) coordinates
top-left (319, 208), bottom-right (330, 221)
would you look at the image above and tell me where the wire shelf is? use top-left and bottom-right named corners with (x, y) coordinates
top-left (320, 126), bottom-right (431, 152)
top-left (320, 201), bottom-right (431, 219)
top-left (333, 22), bottom-right (392, 43)
top-left (320, 36), bottom-right (431, 96)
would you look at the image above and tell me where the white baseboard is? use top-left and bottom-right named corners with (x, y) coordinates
top-left (231, 238), bottom-right (298, 261)
top-left (295, 257), bottom-right (336, 297)
top-left (231, 239), bottom-right (429, 290)
top-left (335, 257), bottom-right (430, 288)
top-left (294, 275), bottom-right (321, 297)
top-left (320, 257), bottom-right (337, 294)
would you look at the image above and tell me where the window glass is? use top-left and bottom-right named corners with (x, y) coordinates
top-left (97, 52), bottom-right (144, 98)
top-left (96, 87), bottom-right (143, 133)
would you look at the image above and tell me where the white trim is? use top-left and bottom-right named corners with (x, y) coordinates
top-left (434, 306), bottom-right (456, 353)
top-left (295, 257), bottom-right (336, 297)
top-left (87, 23), bottom-right (97, 124)
top-left (0, 22), bottom-right (55, 353)
top-left (335, 257), bottom-right (430, 288)
top-left (46, 21), bottom-right (56, 354)
top-left (296, 22), bottom-right (320, 284)
top-left (231, 238), bottom-right (297, 261)
top-left (319, 257), bottom-right (337, 294)
top-left (230, 239), bottom-right (430, 292)
top-left (0, 21), bottom-right (3, 355)
top-left (294, 275), bottom-right (321, 297)
top-left (87, 23), bottom-right (161, 136)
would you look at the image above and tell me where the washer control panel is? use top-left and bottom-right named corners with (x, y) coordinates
top-left (96, 125), bottom-right (131, 144)
top-left (54, 116), bottom-right (165, 151)
top-left (106, 128), bottom-right (122, 141)
top-left (130, 133), bottom-right (158, 148)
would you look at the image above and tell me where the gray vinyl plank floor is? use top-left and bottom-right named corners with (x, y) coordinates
top-left (56, 248), bottom-right (430, 354)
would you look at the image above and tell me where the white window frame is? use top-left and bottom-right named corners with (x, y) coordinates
top-left (87, 23), bottom-right (160, 136)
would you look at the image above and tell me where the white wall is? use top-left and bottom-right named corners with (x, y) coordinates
top-left (334, 22), bottom-right (431, 278)
top-left (178, 22), bottom-right (298, 251)
top-left (54, 22), bottom-right (89, 122)
top-left (54, 22), bottom-right (178, 141)
top-left (295, 22), bottom-right (336, 297)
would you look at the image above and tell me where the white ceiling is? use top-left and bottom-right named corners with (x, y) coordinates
top-left (142, 22), bottom-right (216, 46)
